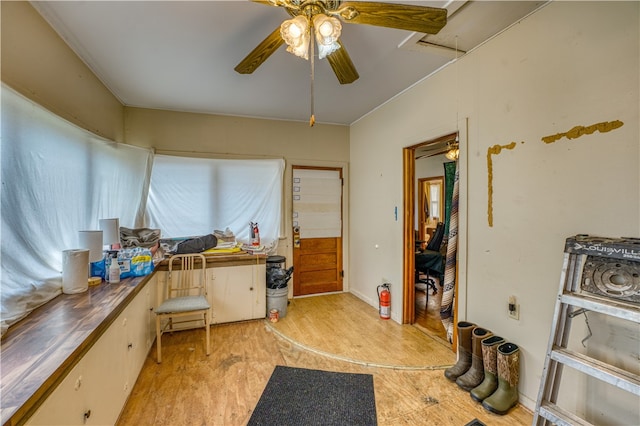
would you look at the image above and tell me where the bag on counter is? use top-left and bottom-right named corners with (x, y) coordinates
top-left (174, 234), bottom-right (218, 254)
top-left (117, 247), bottom-right (154, 278)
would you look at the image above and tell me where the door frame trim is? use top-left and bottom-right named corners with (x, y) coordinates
top-left (402, 148), bottom-right (416, 323)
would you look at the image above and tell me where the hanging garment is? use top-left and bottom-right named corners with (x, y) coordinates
top-left (440, 163), bottom-right (459, 342)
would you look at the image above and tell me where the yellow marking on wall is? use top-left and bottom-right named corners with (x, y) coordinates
top-left (487, 142), bottom-right (518, 227)
top-left (542, 120), bottom-right (624, 144)
top-left (486, 119), bottom-right (622, 228)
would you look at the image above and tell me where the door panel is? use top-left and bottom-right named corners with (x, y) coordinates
top-left (293, 237), bottom-right (342, 295)
top-left (292, 167), bottom-right (343, 296)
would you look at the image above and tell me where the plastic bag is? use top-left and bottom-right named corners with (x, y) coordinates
top-left (117, 247), bottom-right (154, 278)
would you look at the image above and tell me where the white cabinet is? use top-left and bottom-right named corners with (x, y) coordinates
top-left (210, 263), bottom-right (266, 324)
top-left (26, 277), bottom-right (155, 426)
top-left (26, 316), bottom-right (127, 425)
top-left (155, 259), bottom-right (266, 327)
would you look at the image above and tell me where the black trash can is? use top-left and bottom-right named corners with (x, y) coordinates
top-left (267, 255), bottom-right (286, 270)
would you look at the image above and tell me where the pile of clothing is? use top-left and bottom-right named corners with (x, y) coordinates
top-left (213, 228), bottom-right (238, 250)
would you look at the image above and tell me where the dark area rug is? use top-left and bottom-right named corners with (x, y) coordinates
top-left (248, 365), bottom-right (377, 426)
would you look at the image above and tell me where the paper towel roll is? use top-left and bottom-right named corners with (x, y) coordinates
top-left (99, 218), bottom-right (120, 247)
top-left (78, 230), bottom-right (103, 263)
top-left (62, 249), bottom-right (89, 294)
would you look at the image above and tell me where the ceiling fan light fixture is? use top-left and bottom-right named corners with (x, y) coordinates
top-left (313, 14), bottom-right (342, 59)
top-left (281, 15), bottom-right (310, 59)
top-left (313, 14), bottom-right (341, 43)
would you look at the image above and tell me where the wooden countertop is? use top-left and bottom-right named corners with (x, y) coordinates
top-left (0, 251), bottom-right (266, 426)
top-left (0, 274), bottom-right (151, 426)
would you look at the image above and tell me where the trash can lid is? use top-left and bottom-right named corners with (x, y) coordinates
top-left (267, 255), bottom-right (286, 264)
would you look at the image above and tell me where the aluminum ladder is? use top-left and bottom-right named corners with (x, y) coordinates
top-left (533, 235), bottom-right (640, 426)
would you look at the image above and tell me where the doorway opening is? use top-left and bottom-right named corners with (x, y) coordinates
top-left (402, 132), bottom-right (459, 349)
top-left (291, 166), bottom-right (343, 297)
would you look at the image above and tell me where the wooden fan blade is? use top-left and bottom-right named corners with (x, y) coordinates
top-left (235, 27), bottom-right (284, 75)
top-left (251, 0), bottom-right (287, 7)
top-left (326, 41), bottom-right (359, 84)
top-left (336, 2), bottom-right (447, 35)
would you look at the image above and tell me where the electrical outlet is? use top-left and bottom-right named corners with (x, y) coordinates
top-left (508, 295), bottom-right (520, 320)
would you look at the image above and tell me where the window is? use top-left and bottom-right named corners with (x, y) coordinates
top-left (0, 86), bottom-right (152, 335)
top-left (147, 155), bottom-right (284, 245)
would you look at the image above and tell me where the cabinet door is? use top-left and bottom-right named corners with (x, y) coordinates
top-left (81, 319), bottom-right (128, 426)
top-left (211, 265), bottom-right (265, 323)
top-left (26, 358), bottom-right (87, 425)
top-left (27, 320), bottom-right (127, 426)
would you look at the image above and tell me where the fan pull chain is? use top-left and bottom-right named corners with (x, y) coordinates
top-left (309, 31), bottom-right (316, 127)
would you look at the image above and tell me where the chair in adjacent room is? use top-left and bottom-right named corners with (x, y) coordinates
top-left (155, 253), bottom-right (211, 363)
top-left (415, 222), bottom-right (445, 308)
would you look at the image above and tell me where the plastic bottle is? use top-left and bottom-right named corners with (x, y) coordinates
top-left (250, 222), bottom-right (260, 247)
top-left (109, 255), bottom-right (121, 283)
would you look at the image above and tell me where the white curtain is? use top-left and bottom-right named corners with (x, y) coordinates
top-left (147, 155), bottom-right (284, 246)
top-left (0, 86), bottom-right (153, 335)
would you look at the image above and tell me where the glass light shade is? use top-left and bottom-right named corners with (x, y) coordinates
top-left (313, 14), bottom-right (341, 59)
top-left (78, 230), bottom-right (104, 263)
top-left (281, 16), bottom-right (310, 59)
top-left (317, 42), bottom-right (341, 59)
top-left (313, 14), bottom-right (341, 43)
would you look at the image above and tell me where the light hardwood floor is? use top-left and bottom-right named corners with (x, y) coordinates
top-left (118, 293), bottom-right (533, 425)
top-left (414, 283), bottom-right (449, 344)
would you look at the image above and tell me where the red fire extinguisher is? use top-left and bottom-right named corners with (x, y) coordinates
top-left (377, 283), bottom-right (391, 320)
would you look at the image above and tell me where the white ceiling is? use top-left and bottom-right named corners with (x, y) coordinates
top-left (31, 1), bottom-right (547, 126)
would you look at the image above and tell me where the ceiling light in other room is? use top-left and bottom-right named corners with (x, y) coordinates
top-left (445, 141), bottom-right (459, 161)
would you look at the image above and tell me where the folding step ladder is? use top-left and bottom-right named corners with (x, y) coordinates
top-left (533, 235), bottom-right (640, 426)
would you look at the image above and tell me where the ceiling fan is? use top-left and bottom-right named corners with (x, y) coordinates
top-left (235, 0), bottom-right (448, 84)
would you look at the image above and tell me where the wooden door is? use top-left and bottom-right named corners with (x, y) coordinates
top-left (292, 167), bottom-right (343, 296)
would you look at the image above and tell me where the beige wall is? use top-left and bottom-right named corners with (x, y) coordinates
top-left (350, 1), bottom-right (639, 420)
top-left (1, 1), bottom-right (124, 142)
top-left (124, 107), bottom-right (348, 160)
